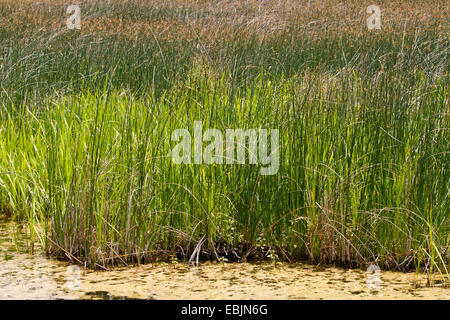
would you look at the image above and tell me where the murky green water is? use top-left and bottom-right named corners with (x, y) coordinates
top-left (0, 222), bottom-right (448, 300)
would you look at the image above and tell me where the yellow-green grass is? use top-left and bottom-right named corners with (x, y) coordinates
top-left (0, 1), bottom-right (448, 279)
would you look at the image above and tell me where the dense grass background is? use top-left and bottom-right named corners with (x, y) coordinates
top-left (0, 1), bottom-right (448, 277)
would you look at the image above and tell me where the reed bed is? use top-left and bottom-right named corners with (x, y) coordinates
top-left (0, 1), bottom-right (448, 279)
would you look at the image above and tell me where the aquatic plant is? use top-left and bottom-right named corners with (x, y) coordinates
top-left (0, 1), bottom-right (447, 282)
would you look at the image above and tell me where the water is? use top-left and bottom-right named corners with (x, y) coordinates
top-left (0, 222), bottom-right (448, 300)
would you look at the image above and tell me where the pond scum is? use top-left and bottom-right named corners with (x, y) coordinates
top-left (0, 0), bottom-right (448, 283)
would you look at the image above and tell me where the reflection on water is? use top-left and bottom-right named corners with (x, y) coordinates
top-left (0, 222), bottom-right (448, 300)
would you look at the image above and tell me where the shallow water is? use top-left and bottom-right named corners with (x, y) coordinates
top-left (0, 223), bottom-right (448, 300)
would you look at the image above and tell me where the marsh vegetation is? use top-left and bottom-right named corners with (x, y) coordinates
top-left (0, 0), bottom-right (448, 287)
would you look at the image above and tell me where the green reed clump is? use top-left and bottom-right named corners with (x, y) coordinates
top-left (1, 62), bottom-right (447, 274)
top-left (0, 2), bottom-right (448, 279)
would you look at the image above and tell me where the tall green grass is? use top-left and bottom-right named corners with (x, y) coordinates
top-left (1, 60), bottom-right (448, 275)
top-left (0, 2), bottom-right (448, 279)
